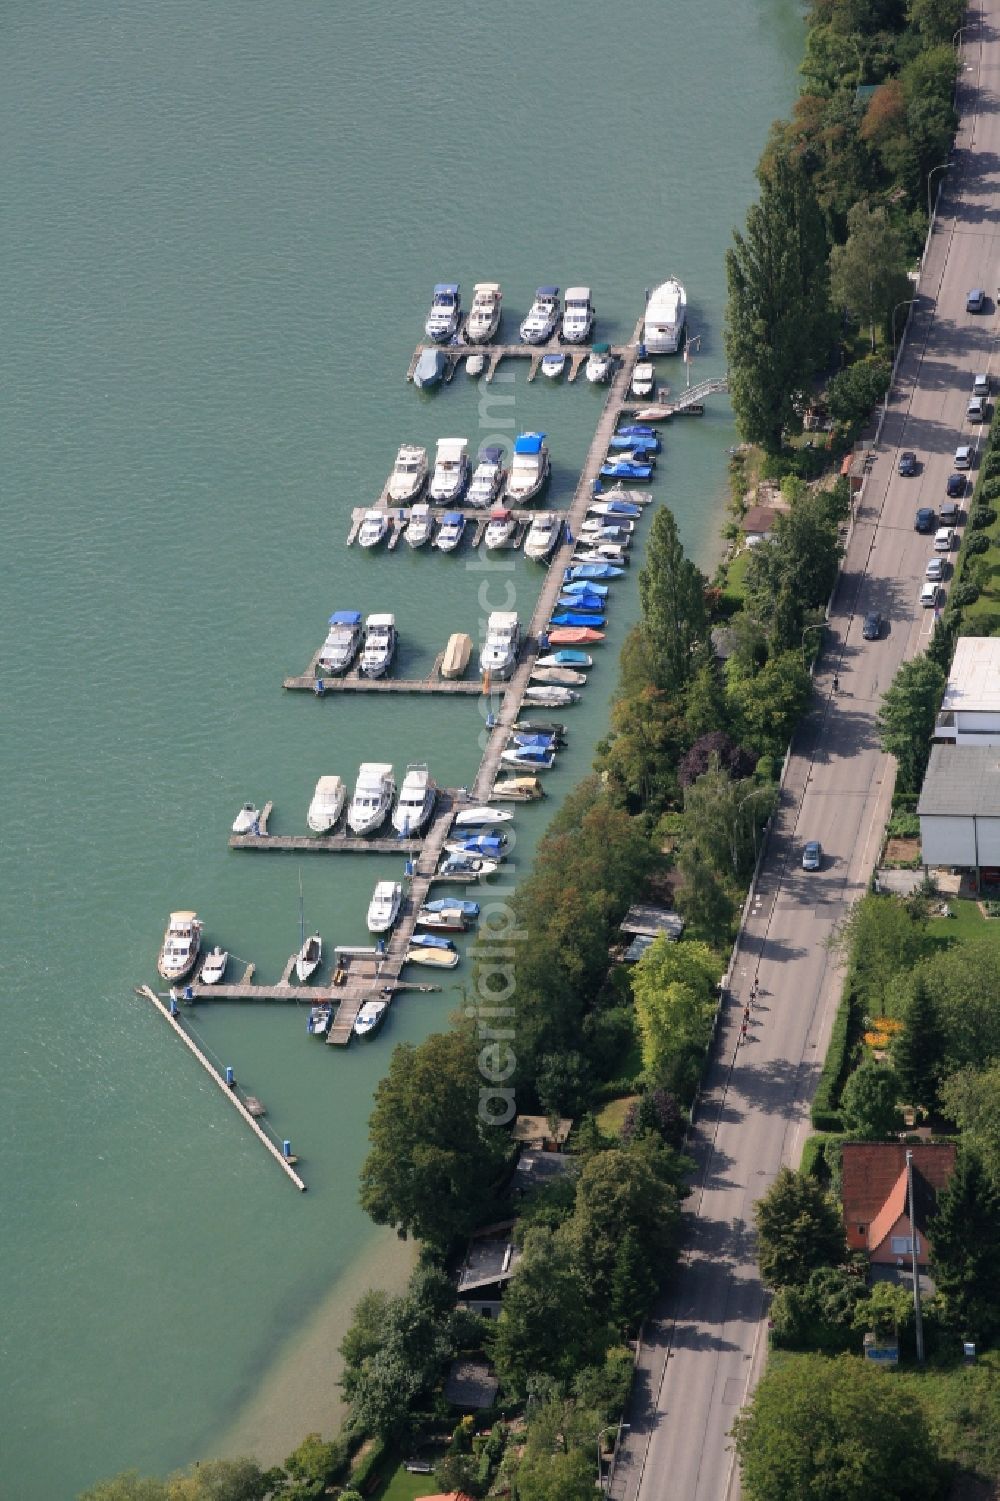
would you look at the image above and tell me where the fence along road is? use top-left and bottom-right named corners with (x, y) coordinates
top-left (610, 11), bottom-right (1000, 1501)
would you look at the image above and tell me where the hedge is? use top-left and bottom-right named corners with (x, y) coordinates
top-left (809, 985), bottom-right (858, 1131)
top-left (799, 1135), bottom-right (828, 1180)
top-left (350, 1436), bottom-right (389, 1495)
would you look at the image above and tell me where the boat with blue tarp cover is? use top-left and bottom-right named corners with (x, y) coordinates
top-left (506, 432), bottom-right (550, 504)
top-left (413, 347), bottom-right (447, 388)
top-left (535, 649), bottom-right (592, 668)
top-left (550, 611), bottom-right (607, 628)
top-left (600, 459), bottom-right (654, 480)
top-left (564, 563), bottom-right (624, 580)
top-left (423, 898), bottom-right (481, 916)
top-left (561, 580), bottom-right (609, 596)
top-left (317, 610), bottom-right (364, 675)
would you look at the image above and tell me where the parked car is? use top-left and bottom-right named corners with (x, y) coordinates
top-left (920, 580), bottom-right (940, 608)
top-left (934, 527), bottom-right (955, 552)
top-left (967, 288), bottom-right (986, 312)
top-left (898, 450), bottom-right (918, 476)
top-left (954, 445), bottom-right (973, 470)
top-left (862, 611), bottom-right (883, 640)
top-left (973, 373), bottom-right (991, 396)
top-left (946, 472), bottom-right (966, 499)
top-left (968, 395), bottom-right (986, 422)
top-left (939, 500), bottom-right (962, 526)
top-left (925, 557), bottom-right (945, 581)
top-left (914, 506), bottom-right (936, 533)
top-left (802, 841), bottom-right (823, 871)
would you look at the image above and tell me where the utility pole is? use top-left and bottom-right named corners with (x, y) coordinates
top-left (906, 1150), bottom-right (925, 1364)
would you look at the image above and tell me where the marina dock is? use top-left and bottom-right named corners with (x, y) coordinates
top-left (136, 984), bottom-right (307, 1190)
top-left (228, 788), bottom-right (460, 853)
top-left (283, 649), bottom-right (488, 696)
top-left (345, 505), bottom-right (537, 549)
top-left (405, 338), bottom-right (627, 386)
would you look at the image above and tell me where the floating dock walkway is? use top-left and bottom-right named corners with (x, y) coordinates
top-left (136, 984), bottom-right (307, 1190)
top-left (228, 789), bottom-right (458, 854)
top-left (405, 338), bottom-right (628, 386)
top-left (283, 650), bottom-right (487, 696)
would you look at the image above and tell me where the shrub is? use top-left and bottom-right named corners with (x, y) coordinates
top-left (799, 1135), bottom-right (829, 1180)
top-left (964, 531), bottom-right (991, 555)
top-left (810, 988), bottom-right (858, 1130)
top-left (350, 1437), bottom-right (388, 1495)
top-left (949, 580), bottom-right (980, 608)
top-left (969, 505), bottom-right (996, 530)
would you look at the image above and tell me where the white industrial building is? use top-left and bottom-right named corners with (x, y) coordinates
top-left (935, 637), bottom-right (1000, 744)
top-left (918, 745), bottom-right (1000, 879)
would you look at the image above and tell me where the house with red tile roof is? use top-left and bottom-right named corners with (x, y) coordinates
top-left (841, 1142), bottom-right (957, 1267)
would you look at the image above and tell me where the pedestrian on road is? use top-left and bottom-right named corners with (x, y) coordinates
top-left (740, 1021), bottom-right (748, 1044)
top-left (833, 674), bottom-right (839, 692)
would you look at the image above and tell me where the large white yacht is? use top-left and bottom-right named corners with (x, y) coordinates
top-left (359, 614), bottom-right (397, 678)
top-left (367, 880), bottom-right (403, 935)
top-left (479, 611), bottom-right (521, 680)
top-left (643, 278), bottom-right (687, 353)
top-left (392, 762), bottom-right (437, 836)
top-left (520, 286), bottom-right (560, 344)
top-left (347, 763), bottom-right (396, 836)
top-left (425, 283), bottom-right (461, 342)
top-left (386, 444), bottom-right (428, 504)
top-left (524, 512), bottom-right (561, 562)
top-left (157, 911), bottom-right (203, 982)
top-left (562, 287), bottom-right (595, 343)
top-left (317, 610), bottom-right (364, 675)
top-left (307, 774), bottom-right (347, 834)
top-left (429, 438), bottom-right (470, 503)
top-left (466, 282), bottom-right (503, 342)
top-left (467, 445), bottom-right (506, 508)
top-left (506, 433), bottom-right (550, 503)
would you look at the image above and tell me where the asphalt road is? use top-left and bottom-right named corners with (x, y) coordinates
top-left (611, 11), bottom-right (1000, 1501)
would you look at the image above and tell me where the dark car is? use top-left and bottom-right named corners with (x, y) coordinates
top-left (946, 472), bottom-right (966, 499)
top-left (862, 612), bottom-right (883, 640)
top-left (915, 506), bottom-right (935, 533)
top-left (967, 288), bottom-right (986, 312)
top-left (898, 450), bottom-right (918, 476)
top-left (939, 500), bottom-right (961, 526)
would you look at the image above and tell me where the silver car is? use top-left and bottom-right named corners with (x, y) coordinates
top-left (802, 841), bottom-right (822, 871)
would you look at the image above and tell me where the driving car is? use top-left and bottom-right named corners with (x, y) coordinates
top-left (939, 500), bottom-right (961, 526)
top-left (914, 506), bottom-right (935, 533)
top-left (925, 557), bottom-right (945, 581)
top-left (946, 473), bottom-right (966, 499)
top-left (802, 841), bottom-right (823, 872)
top-left (920, 580), bottom-right (940, 608)
top-left (967, 288), bottom-right (986, 312)
top-left (954, 445), bottom-right (973, 470)
top-left (862, 612), bottom-right (883, 640)
top-left (898, 450), bottom-right (918, 476)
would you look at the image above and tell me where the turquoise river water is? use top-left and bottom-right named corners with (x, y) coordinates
top-left (0, 3), bottom-right (803, 1495)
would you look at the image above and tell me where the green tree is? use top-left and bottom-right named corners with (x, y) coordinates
top-left (683, 650), bottom-right (729, 740)
top-left (835, 894), bottom-right (925, 1017)
top-left (569, 1140), bottom-right (685, 1304)
top-left (908, 0), bottom-right (966, 43)
top-left (769, 1265), bottom-right (866, 1352)
top-left (166, 1461), bottom-right (275, 1501)
top-left (631, 938), bottom-right (720, 1085)
top-left (680, 760), bottom-right (776, 879)
top-left (826, 357), bottom-right (892, 426)
top-left (918, 938), bottom-right (1000, 1072)
top-left (279, 1435), bottom-right (349, 1500)
top-left (434, 1454), bottom-right (484, 1499)
top-left (732, 1353), bottom-right (944, 1501)
top-left (726, 650), bottom-right (812, 757)
top-left (851, 1280), bottom-right (914, 1341)
top-left (939, 1062), bottom-right (1000, 1193)
top-left (743, 492), bottom-right (842, 649)
top-left (892, 976), bottom-right (945, 1113)
top-left (840, 1059), bottom-right (903, 1139)
top-left (754, 1166), bottom-right (847, 1288)
top-left (877, 656), bottom-right (946, 793)
top-left (609, 1227), bottom-right (659, 1332)
top-left (595, 686), bottom-right (687, 815)
top-left (930, 1149), bottom-right (1000, 1339)
top-left (674, 846), bottom-right (735, 952)
top-left (515, 1447), bottom-right (595, 1501)
top-left (491, 1227), bottom-right (613, 1395)
top-left (637, 507), bottom-right (708, 694)
top-left (829, 201), bottom-right (911, 350)
top-left (360, 1022), bottom-right (510, 1248)
top-left (78, 1479), bottom-right (168, 1501)
top-left (570, 1346), bottom-right (635, 1421)
top-left (725, 153), bottom-right (833, 452)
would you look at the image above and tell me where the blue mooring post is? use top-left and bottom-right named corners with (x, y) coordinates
top-left (225, 1066), bottom-right (234, 1087)
top-left (282, 1140), bottom-right (292, 1159)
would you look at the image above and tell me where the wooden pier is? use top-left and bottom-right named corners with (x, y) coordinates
top-left (228, 788), bottom-right (461, 853)
top-left (406, 339), bottom-right (623, 386)
top-left (136, 984), bottom-right (307, 1190)
top-left (283, 648), bottom-right (488, 696)
top-left (344, 504), bottom-right (546, 550)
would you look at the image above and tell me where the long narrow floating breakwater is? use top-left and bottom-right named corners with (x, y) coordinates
top-left (136, 985), bottom-right (307, 1190)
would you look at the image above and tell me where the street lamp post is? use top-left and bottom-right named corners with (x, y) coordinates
top-left (684, 333), bottom-right (702, 389)
top-left (927, 161), bottom-right (950, 224)
top-left (801, 621), bottom-right (826, 666)
top-left (891, 297), bottom-right (917, 364)
top-left (953, 24), bottom-right (966, 49)
top-left (734, 786), bottom-right (774, 874)
top-left (595, 1425), bottom-right (614, 1494)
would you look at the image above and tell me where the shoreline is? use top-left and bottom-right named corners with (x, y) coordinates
top-left (209, 1228), bottom-right (418, 1466)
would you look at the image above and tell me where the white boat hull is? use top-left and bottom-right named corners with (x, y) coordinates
top-left (405, 947), bottom-right (460, 969)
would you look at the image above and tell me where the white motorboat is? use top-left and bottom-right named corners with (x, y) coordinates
top-left (453, 806), bottom-right (514, 828)
top-left (386, 444), bottom-right (428, 504)
top-left (357, 510), bottom-right (389, 550)
top-left (307, 774), bottom-right (347, 834)
top-left (367, 880), bottom-right (403, 935)
top-left (506, 432), bottom-right (550, 503)
top-left (405, 502), bottom-right (435, 548)
top-left (308, 1002), bottom-right (333, 1037)
top-left (520, 286), bottom-right (560, 344)
top-left (465, 353), bottom-right (486, 377)
top-left (348, 763), bottom-right (395, 836)
top-left (434, 511), bottom-right (467, 553)
top-left (317, 610), bottom-right (364, 675)
top-left (353, 1000), bottom-right (388, 1039)
top-left (484, 506), bottom-right (518, 550)
top-left (295, 932), bottom-right (323, 983)
top-left (541, 353), bottom-right (566, 378)
top-left (524, 685), bottom-right (581, 706)
top-left (467, 445), bottom-right (506, 508)
top-left (523, 512), bottom-right (561, 562)
top-left (632, 360), bottom-right (655, 398)
top-left (466, 282), bottom-right (503, 342)
top-left (480, 610), bottom-right (521, 680)
top-left (562, 287), bottom-right (595, 343)
top-left (643, 278), bottom-right (687, 353)
top-left (582, 514), bottom-right (635, 535)
top-left (438, 853), bottom-right (499, 878)
top-left (586, 342), bottom-right (615, 383)
top-left (441, 632), bottom-right (473, 679)
top-left (425, 282), bottom-right (461, 342)
top-left (157, 910), bottom-right (203, 982)
top-left (531, 666), bottom-right (587, 686)
top-left (200, 946), bottom-right (228, 985)
top-left (232, 803), bottom-right (260, 835)
top-left (429, 438), bottom-right (470, 503)
top-left (417, 908), bottom-right (469, 933)
top-left (405, 945), bottom-right (460, 969)
top-left (360, 614), bottom-right (397, 678)
top-left (392, 762), bottom-right (437, 836)
top-left (574, 541), bottom-right (630, 564)
top-left (490, 775), bottom-right (545, 802)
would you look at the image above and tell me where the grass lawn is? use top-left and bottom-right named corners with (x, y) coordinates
top-left (372, 1462), bottom-right (441, 1501)
top-left (921, 893), bottom-right (1000, 957)
top-left (597, 1094), bottom-right (639, 1135)
top-left (721, 547), bottom-right (753, 610)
